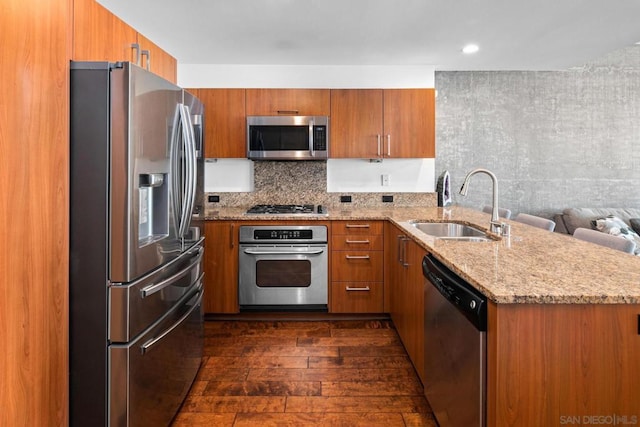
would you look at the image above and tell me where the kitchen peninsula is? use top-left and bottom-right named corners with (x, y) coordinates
top-left (206, 205), bottom-right (640, 426)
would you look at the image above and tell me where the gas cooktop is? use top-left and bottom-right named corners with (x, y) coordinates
top-left (246, 204), bottom-right (327, 215)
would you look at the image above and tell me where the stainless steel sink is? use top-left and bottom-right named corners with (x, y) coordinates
top-left (409, 222), bottom-right (494, 242)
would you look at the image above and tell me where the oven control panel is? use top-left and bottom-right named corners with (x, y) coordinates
top-left (239, 225), bottom-right (328, 244)
top-left (254, 230), bottom-right (313, 240)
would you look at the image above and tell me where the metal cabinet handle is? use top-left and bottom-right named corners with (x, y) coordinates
top-left (396, 235), bottom-right (403, 264)
top-left (230, 224), bottom-right (235, 249)
top-left (277, 110), bottom-right (299, 115)
top-left (345, 255), bottom-right (370, 260)
top-left (376, 134), bottom-right (381, 157)
top-left (345, 239), bottom-right (370, 244)
top-left (346, 286), bottom-right (371, 291)
top-left (345, 224), bottom-right (370, 229)
top-left (402, 236), bottom-right (409, 267)
top-left (141, 49), bottom-right (151, 71)
top-left (386, 134), bottom-right (391, 156)
top-left (130, 43), bottom-right (140, 65)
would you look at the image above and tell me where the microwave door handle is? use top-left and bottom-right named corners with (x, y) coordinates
top-left (309, 119), bottom-right (314, 157)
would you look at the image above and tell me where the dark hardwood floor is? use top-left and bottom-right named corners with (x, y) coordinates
top-left (171, 317), bottom-right (436, 426)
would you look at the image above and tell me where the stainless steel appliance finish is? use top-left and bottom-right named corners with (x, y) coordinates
top-left (69, 61), bottom-right (204, 427)
top-left (238, 225), bottom-right (328, 309)
top-left (247, 115), bottom-right (329, 160)
top-left (422, 254), bottom-right (487, 427)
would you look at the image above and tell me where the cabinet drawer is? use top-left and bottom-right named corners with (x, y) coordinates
top-left (330, 282), bottom-right (383, 313)
top-left (331, 234), bottom-right (383, 251)
top-left (332, 221), bottom-right (383, 235)
top-left (331, 251), bottom-right (383, 282)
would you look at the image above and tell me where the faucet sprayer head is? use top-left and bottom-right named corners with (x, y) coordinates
top-left (459, 182), bottom-right (469, 196)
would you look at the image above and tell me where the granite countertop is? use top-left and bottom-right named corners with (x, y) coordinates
top-left (205, 206), bottom-right (640, 304)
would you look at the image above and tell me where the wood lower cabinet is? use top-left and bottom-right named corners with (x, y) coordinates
top-left (246, 89), bottom-right (330, 116)
top-left (385, 222), bottom-right (426, 382)
top-left (330, 88), bottom-right (435, 159)
top-left (204, 221), bottom-right (239, 313)
top-left (193, 89), bottom-right (246, 158)
top-left (487, 302), bottom-right (640, 427)
top-left (330, 221), bottom-right (384, 313)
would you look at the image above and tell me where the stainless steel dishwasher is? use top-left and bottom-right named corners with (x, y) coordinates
top-left (422, 254), bottom-right (487, 427)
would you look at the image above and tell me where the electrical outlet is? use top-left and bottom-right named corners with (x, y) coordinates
top-left (382, 195), bottom-right (393, 203)
top-left (381, 174), bottom-right (390, 186)
top-left (340, 195), bottom-right (352, 203)
top-left (208, 195), bottom-right (220, 203)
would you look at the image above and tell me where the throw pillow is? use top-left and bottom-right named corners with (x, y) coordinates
top-left (630, 218), bottom-right (640, 235)
top-left (591, 215), bottom-right (640, 255)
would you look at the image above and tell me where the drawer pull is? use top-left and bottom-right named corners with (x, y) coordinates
top-left (345, 239), bottom-right (370, 244)
top-left (345, 224), bottom-right (370, 229)
top-left (345, 255), bottom-right (370, 260)
top-left (346, 286), bottom-right (371, 292)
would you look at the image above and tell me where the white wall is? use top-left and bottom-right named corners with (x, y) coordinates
top-left (186, 64), bottom-right (437, 194)
top-left (178, 64), bottom-right (435, 88)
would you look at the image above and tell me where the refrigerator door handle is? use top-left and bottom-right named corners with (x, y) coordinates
top-left (139, 248), bottom-right (203, 298)
top-left (176, 104), bottom-right (196, 239)
top-left (181, 104), bottom-right (197, 234)
top-left (140, 278), bottom-right (204, 355)
top-left (169, 105), bottom-right (182, 235)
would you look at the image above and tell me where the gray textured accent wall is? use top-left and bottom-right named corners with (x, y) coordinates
top-left (435, 46), bottom-right (640, 218)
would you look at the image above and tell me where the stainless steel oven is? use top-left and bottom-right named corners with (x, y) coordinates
top-left (238, 225), bottom-right (328, 310)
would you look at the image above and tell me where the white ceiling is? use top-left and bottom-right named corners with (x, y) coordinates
top-left (97, 0), bottom-right (640, 71)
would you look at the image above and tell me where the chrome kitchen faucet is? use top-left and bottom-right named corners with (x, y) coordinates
top-left (459, 168), bottom-right (506, 235)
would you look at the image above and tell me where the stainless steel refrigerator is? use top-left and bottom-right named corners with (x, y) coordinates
top-left (69, 62), bottom-right (205, 427)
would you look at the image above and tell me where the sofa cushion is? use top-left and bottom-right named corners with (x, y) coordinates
top-left (592, 215), bottom-right (640, 255)
top-left (630, 218), bottom-right (640, 235)
top-left (561, 208), bottom-right (640, 234)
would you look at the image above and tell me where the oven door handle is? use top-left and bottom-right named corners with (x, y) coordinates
top-left (242, 248), bottom-right (325, 255)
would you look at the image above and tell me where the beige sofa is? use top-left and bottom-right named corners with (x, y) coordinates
top-left (553, 208), bottom-right (640, 234)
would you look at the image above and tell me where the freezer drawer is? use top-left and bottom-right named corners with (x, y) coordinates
top-left (110, 239), bottom-right (203, 342)
top-left (109, 279), bottom-right (203, 427)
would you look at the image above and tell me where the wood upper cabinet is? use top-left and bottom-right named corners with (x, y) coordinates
top-left (246, 89), bottom-right (330, 116)
top-left (383, 89), bottom-right (435, 158)
top-left (136, 33), bottom-right (177, 83)
top-left (204, 221), bottom-right (239, 313)
top-left (330, 89), bottom-right (384, 158)
top-left (73, 0), bottom-right (177, 83)
top-left (330, 88), bottom-right (435, 159)
top-left (73, 0), bottom-right (137, 63)
top-left (193, 89), bottom-right (247, 158)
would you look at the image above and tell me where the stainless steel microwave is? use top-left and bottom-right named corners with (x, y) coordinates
top-left (247, 115), bottom-right (329, 160)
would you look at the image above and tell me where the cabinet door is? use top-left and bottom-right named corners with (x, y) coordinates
top-left (404, 238), bottom-right (426, 382)
top-left (330, 89), bottom-right (383, 158)
top-left (73, 0), bottom-right (137, 62)
top-left (137, 33), bottom-right (177, 83)
top-left (196, 89), bottom-right (246, 158)
top-left (383, 88), bottom-right (435, 158)
top-left (204, 221), bottom-right (239, 313)
top-left (246, 89), bottom-right (330, 116)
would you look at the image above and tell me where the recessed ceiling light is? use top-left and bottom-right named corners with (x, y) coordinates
top-left (462, 44), bottom-right (479, 54)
